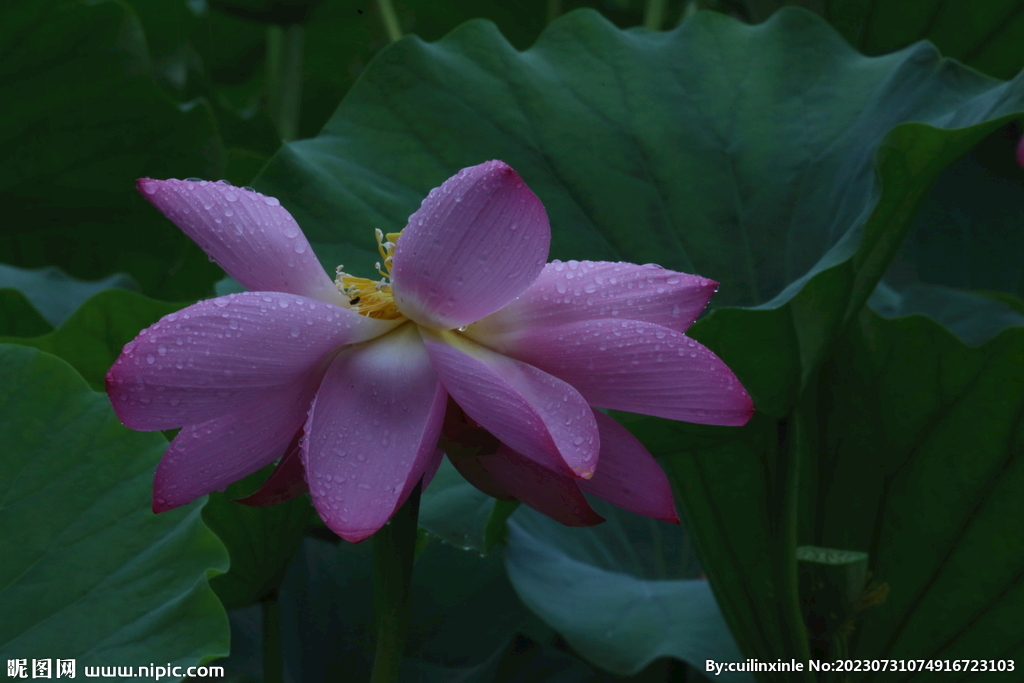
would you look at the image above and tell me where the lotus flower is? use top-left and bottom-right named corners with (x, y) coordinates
top-left (106, 161), bottom-right (753, 541)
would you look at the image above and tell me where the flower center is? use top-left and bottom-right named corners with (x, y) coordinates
top-left (335, 229), bottom-right (404, 320)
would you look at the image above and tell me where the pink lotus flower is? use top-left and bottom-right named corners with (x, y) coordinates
top-left (107, 161), bottom-right (753, 541)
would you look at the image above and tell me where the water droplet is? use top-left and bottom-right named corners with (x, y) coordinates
top-left (146, 354), bottom-right (155, 364)
top-left (294, 241), bottom-right (307, 253)
top-left (278, 299), bottom-right (289, 308)
top-left (263, 196), bottom-right (280, 206)
top-left (224, 191), bottom-right (238, 202)
top-left (572, 436), bottom-right (584, 446)
top-left (157, 345), bottom-right (167, 356)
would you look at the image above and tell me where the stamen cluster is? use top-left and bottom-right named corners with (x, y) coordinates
top-left (334, 229), bottom-right (404, 320)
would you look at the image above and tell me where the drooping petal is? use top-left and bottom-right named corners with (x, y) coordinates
top-left (480, 318), bottom-right (754, 426)
top-left (106, 291), bottom-right (400, 431)
top-left (390, 160), bottom-right (550, 330)
top-left (302, 324), bottom-right (447, 542)
top-left (578, 412), bottom-right (679, 524)
top-left (1017, 132), bottom-right (1024, 168)
top-left (137, 178), bottom-right (345, 306)
top-left (152, 370), bottom-right (321, 512)
top-left (233, 438), bottom-right (309, 507)
top-left (421, 328), bottom-right (599, 478)
top-left (449, 449), bottom-right (605, 527)
top-left (469, 260), bottom-right (716, 339)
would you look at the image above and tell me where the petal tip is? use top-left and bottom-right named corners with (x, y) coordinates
top-left (152, 497), bottom-right (178, 514)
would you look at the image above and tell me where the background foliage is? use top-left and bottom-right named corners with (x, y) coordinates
top-left (2, 0), bottom-right (1023, 681)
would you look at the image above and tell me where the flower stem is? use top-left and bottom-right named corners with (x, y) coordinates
top-left (261, 589), bottom-right (283, 683)
top-left (643, 0), bottom-right (667, 30)
top-left (266, 24), bottom-right (304, 142)
top-left (370, 481), bottom-right (422, 683)
top-left (375, 0), bottom-right (403, 43)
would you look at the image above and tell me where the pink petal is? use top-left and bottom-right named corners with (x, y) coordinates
top-left (390, 161), bottom-right (550, 329)
top-left (451, 449), bottom-right (605, 527)
top-left (106, 292), bottom-right (400, 431)
top-left (469, 260), bottom-right (716, 338)
top-left (1017, 133), bottom-right (1024, 168)
top-left (481, 318), bottom-right (753, 426)
top-left (137, 179), bottom-right (344, 306)
top-left (233, 439), bottom-right (309, 507)
top-left (578, 412), bottom-right (679, 524)
top-left (302, 324), bottom-right (447, 542)
top-left (421, 329), bottom-right (599, 478)
top-left (152, 371), bottom-right (320, 512)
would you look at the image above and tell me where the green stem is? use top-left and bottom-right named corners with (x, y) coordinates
top-left (375, 0), bottom-right (403, 43)
top-left (370, 482), bottom-right (422, 683)
top-left (261, 590), bottom-right (283, 683)
top-left (643, 0), bottom-right (667, 30)
top-left (779, 401), bottom-right (816, 682)
top-left (266, 24), bottom-right (304, 142)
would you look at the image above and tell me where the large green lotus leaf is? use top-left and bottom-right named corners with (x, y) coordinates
top-left (0, 290), bottom-right (51, 338)
top-left (0, 345), bottom-right (229, 670)
top-left (201, 466), bottom-right (313, 610)
top-left (0, 289), bottom-right (185, 392)
top-left (802, 307), bottom-right (1024, 671)
top-left (255, 8), bottom-right (1024, 416)
top-left (504, 500), bottom-right (751, 679)
top-left (742, 1), bottom-right (1024, 79)
top-left (0, 263), bottom-right (139, 328)
top-left (0, 0), bottom-right (224, 301)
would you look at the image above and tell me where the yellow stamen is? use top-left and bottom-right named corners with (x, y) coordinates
top-left (335, 229), bottom-right (405, 320)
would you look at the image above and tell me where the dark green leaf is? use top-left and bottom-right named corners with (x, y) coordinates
top-left (741, 1), bottom-right (1024, 79)
top-left (0, 290), bottom-right (51, 338)
top-left (505, 501), bottom-right (749, 679)
top-left (419, 457), bottom-right (517, 553)
top-left (0, 289), bottom-right (186, 391)
top-left (806, 307), bottom-right (1024, 670)
top-left (0, 263), bottom-right (138, 327)
top-left (1, 0), bottom-right (225, 300)
top-left (870, 282), bottom-right (1024, 347)
top-left (202, 466), bottom-right (313, 610)
top-left (0, 345), bottom-right (229, 668)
